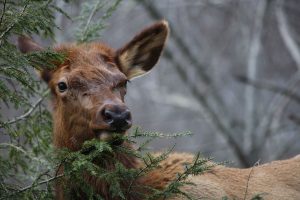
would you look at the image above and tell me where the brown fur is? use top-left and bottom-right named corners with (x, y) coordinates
top-left (165, 154), bottom-right (300, 199)
top-left (18, 21), bottom-right (300, 199)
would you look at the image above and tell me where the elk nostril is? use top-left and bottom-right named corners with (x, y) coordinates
top-left (123, 110), bottom-right (131, 120)
top-left (102, 109), bottom-right (114, 123)
top-left (122, 110), bottom-right (132, 129)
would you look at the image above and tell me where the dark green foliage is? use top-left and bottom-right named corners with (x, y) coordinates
top-left (0, 0), bottom-right (66, 199)
top-left (53, 129), bottom-right (213, 200)
top-left (0, 0), bottom-right (122, 199)
top-left (75, 0), bottom-right (122, 43)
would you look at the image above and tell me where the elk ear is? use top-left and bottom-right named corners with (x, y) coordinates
top-left (18, 36), bottom-right (52, 83)
top-left (116, 20), bottom-right (169, 79)
top-left (18, 36), bottom-right (43, 53)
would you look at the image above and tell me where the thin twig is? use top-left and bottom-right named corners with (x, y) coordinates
top-left (243, 160), bottom-right (260, 200)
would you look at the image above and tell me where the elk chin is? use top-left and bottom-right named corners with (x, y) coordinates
top-left (94, 130), bottom-right (125, 146)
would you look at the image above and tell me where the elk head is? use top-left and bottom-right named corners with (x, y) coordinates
top-left (18, 21), bottom-right (169, 150)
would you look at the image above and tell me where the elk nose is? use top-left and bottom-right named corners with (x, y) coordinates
top-left (102, 107), bottom-right (132, 131)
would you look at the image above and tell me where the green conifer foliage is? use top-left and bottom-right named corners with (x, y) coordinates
top-left (0, 1), bottom-right (67, 199)
top-left (55, 129), bottom-right (213, 200)
top-left (0, 0), bottom-right (121, 199)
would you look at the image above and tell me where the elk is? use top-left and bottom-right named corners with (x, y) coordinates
top-left (18, 21), bottom-right (300, 200)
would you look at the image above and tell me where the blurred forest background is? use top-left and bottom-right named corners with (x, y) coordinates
top-left (93, 0), bottom-right (300, 167)
top-left (2, 0), bottom-right (300, 175)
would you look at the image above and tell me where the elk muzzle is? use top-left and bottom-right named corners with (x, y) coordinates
top-left (91, 104), bottom-right (132, 140)
top-left (92, 103), bottom-right (132, 144)
top-left (101, 105), bottom-right (132, 132)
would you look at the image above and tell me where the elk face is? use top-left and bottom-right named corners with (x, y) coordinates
top-left (18, 21), bottom-right (169, 150)
top-left (46, 46), bottom-right (132, 147)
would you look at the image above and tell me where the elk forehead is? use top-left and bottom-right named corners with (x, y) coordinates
top-left (50, 43), bottom-right (128, 90)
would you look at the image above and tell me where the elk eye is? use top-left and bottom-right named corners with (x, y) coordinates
top-left (57, 82), bottom-right (68, 92)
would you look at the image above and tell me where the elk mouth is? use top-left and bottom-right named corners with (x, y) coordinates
top-left (93, 129), bottom-right (125, 146)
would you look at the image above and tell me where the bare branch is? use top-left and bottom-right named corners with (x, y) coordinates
top-left (136, 0), bottom-right (250, 166)
top-left (255, 72), bottom-right (300, 152)
top-left (0, 90), bottom-right (50, 128)
top-left (0, 143), bottom-right (48, 165)
top-left (289, 114), bottom-right (300, 126)
top-left (236, 75), bottom-right (300, 104)
top-left (136, 0), bottom-right (229, 117)
top-left (249, 0), bottom-right (300, 155)
top-left (244, 0), bottom-right (267, 151)
top-left (276, 0), bottom-right (300, 69)
top-left (148, 90), bottom-right (202, 112)
top-left (163, 49), bottom-right (250, 167)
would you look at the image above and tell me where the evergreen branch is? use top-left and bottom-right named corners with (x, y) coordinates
top-left (131, 127), bottom-right (192, 138)
top-left (173, 153), bottom-right (212, 183)
top-left (75, 0), bottom-right (121, 43)
top-left (0, 143), bottom-right (28, 154)
top-left (81, 1), bottom-right (104, 42)
top-left (0, 2), bottom-right (28, 43)
top-left (147, 153), bottom-right (214, 200)
top-left (50, 4), bottom-right (72, 21)
top-left (126, 145), bottom-right (176, 196)
top-left (102, 0), bottom-right (121, 20)
top-left (0, 143), bottom-right (45, 164)
top-left (0, 157), bottom-right (68, 199)
top-left (0, 90), bottom-right (49, 128)
top-left (0, 173), bottom-right (64, 200)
